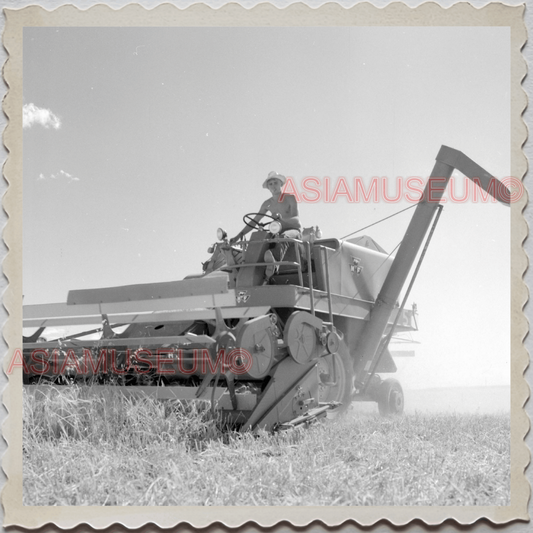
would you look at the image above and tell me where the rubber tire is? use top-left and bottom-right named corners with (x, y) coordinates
top-left (317, 342), bottom-right (354, 419)
top-left (377, 378), bottom-right (404, 417)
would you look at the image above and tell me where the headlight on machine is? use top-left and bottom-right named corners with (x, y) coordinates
top-left (268, 220), bottom-right (282, 235)
top-left (217, 228), bottom-right (227, 241)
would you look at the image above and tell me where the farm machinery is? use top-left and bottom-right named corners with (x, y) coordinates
top-left (22, 146), bottom-right (510, 431)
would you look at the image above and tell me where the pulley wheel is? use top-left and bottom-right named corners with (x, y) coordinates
top-left (284, 311), bottom-right (322, 364)
top-left (237, 317), bottom-right (275, 379)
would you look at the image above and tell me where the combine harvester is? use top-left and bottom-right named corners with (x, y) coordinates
top-left (23, 146), bottom-right (510, 431)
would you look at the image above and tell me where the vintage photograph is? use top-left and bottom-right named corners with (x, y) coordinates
top-left (2, 2), bottom-right (527, 529)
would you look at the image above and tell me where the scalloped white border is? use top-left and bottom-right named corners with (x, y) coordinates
top-left (1, 2), bottom-right (529, 529)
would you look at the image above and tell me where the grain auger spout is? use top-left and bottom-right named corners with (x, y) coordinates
top-left (352, 145), bottom-right (511, 399)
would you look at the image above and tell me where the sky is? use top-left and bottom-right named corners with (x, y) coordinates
top-left (22, 26), bottom-right (511, 390)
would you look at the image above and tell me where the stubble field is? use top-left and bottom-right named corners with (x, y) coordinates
top-left (23, 386), bottom-right (510, 506)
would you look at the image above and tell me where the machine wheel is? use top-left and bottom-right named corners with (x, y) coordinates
top-left (377, 378), bottom-right (404, 417)
top-left (317, 342), bottom-right (354, 418)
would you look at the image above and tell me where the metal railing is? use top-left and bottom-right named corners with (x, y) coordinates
top-left (224, 236), bottom-right (336, 322)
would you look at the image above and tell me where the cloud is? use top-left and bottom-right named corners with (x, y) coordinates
top-left (38, 169), bottom-right (79, 182)
top-left (23, 103), bottom-right (61, 130)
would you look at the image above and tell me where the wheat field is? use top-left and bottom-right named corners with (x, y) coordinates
top-left (22, 386), bottom-right (510, 506)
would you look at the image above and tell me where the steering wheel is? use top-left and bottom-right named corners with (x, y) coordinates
top-left (243, 212), bottom-right (277, 230)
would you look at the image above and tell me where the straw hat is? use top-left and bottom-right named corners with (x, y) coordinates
top-left (263, 171), bottom-right (286, 189)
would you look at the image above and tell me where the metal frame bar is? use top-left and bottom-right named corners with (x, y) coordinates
top-left (319, 246), bottom-right (334, 324)
top-left (362, 204), bottom-right (444, 391)
top-left (23, 305), bottom-right (271, 328)
top-left (293, 241), bottom-right (304, 286)
top-left (306, 241), bottom-right (315, 316)
top-left (23, 333), bottom-right (216, 350)
top-left (25, 384), bottom-right (227, 401)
